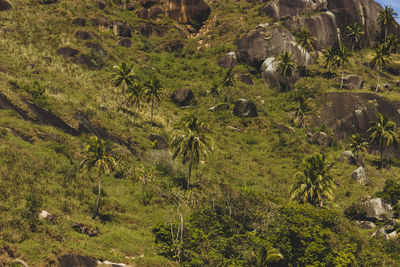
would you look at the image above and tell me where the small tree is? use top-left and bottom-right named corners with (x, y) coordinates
top-left (145, 76), bottom-right (164, 126)
top-left (346, 23), bottom-right (365, 51)
top-left (80, 136), bottom-right (116, 219)
top-left (126, 82), bottom-right (144, 125)
top-left (291, 154), bottom-right (335, 207)
top-left (296, 28), bottom-right (316, 52)
top-left (386, 34), bottom-right (400, 54)
top-left (277, 51), bottom-right (297, 92)
top-left (368, 112), bottom-right (399, 169)
top-left (336, 45), bottom-right (351, 89)
top-left (348, 134), bottom-right (369, 161)
top-left (222, 68), bottom-right (235, 103)
top-left (378, 5), bottom-right (398, 42)
top-left (112, 62), bottom-right (135, 110)
top-left (370, 43), bottom-right (391, 92)
top-left (293, 95), bottom-right (319, 129)
top-left (209, 81), bottom-right (220, 110)
top-left (322, 47), bottom-right (338, 73)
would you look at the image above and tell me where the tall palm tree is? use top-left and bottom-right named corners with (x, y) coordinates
top-left (222, 68), bottom-right (235, 103)
top-left (145, 76), bottom-right (164, 126)
top-left (368, 112), bottom-right (399, 168)
top-left (277, 51), bottom-right (297, 92)
top-left (346, 23), bottom-right (365, 51)
top-left (209, 81), bottom-right (220, 111)
top-left (290, 154), bottom-right (335, 207)
top-left (386, 34), bottom-right (400, 54)
top-left (370, 43), bottom-right (391, 92)
top-left (296, 28), bottom-right (316, 52)
top-left (293, 95), bottom-right (319, 129)
top-left (378, 5), bottom-right (398, 42)
top-left (112, 62), bottom-right (135, 110)
top-left (172, 118), bottom-right (212, 189)
top-left (126, 82), bottom-right (144, 125)
top-left (175, 113), bottom-right (205, 133)
top-left (80, 136), bottom-right (116, 219)
top-left (322, 47), bottom-right (338, 73)
top-left (348, 134), bottom-right (369, 160)
top-left (336, 45), bottom-right (351, 89)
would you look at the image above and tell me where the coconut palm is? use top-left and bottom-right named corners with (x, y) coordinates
top-left (112, 62), bottom-right (135, 110)
top-left (80, 136), bottom-right (116, 219)
top-left (209, 81), bottom-right (221, 110)
top-left (346, 23), bottom-right (365, 51)
top-left (252, 246), bottom-right (283, 267)
top-left (290, 154), bottom-right (335, 207)
top-left (296, 28), bottom-right (316, 52)
top-left (175, 113), bottom-right (205, 133)
top-left (378, 5), bottom-right (398, 42)
top-left (322, 47), bottom-right (338, 73)
top-left (222, 68), bottom-right (235, 103)
top-left (293, 95), bottom-right (319, 129)
top-left (370, 43), bottom-right (391, 92)
top-left (126, 82), bottom-right (144, 125)
top-left (385, 34), bottom-right (400, 54)
top-left (145, 76), bottom-right (164, 126)
top-left (172, 118), bottom-right (212, 189)
top-left (277, 51), bottom-right (297, 92)
top-left (348, 134), bottom-right (369, 160)
top-left (368, 112), bottom-right (399, 168)
top-left (336, 45), bottom-right (351, 89)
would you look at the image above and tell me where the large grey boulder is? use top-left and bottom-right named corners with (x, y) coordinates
top-left (338, 150), bottom-right (356, 165)
top-left (56, 47), bottom-right (80, 57)
top-left (113, 21), bottom-right (133, 38)
top-left (352, 166), bottom-right (368, 185)
top-left (372, 227), bottom-right (390, 240)
top-left (117, 38), bottom-right (132, 48)
top-left (0, 0), bottom-right (11, 11)
top-left (166, 0), bottom-right (210, 25)
top-left (218, 52), bottom-right (238, 69)
top-left (311, 132), bottom-right (332, 147)
top-left (261, 57), bottom-right (300, 91)
top-left (355, 220), bottom-right (376, 229)
top-left (343, 75), bottom-right (364, 90)
top-left (58, 254), bottom-right (97, 267)
top-left (236, 25), bottom-right (312, 70)
top-left (261, 0), bottom-right (327, 20)
top-left (149, 133), bottom-right (168, 150)
top-left (233, 99), bottom-right (257, 118)
top-left (360, 198), bottom-right (394, 221)
top-left (75, 30), bottom-right (93, 40)
top-left (171, 89), bottom-right (195, 106)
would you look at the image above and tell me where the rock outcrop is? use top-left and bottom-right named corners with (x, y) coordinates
top-left (218, 52), bottom-right (238, 69)
top-left (149, 133), bottom-right (168, 150)
top-left (352, 166), bottom-right (368, 185)
top-left (233, 99), bottom-right (257, 118)
top-left (166, 0), bottom-right (210, 25)
top-left (171, 89), bottom-right (195, 106)
top-left (113, 21), bottom-right (133, 37)
top-left (311, 132), bottom-right (332, 147)
top-left (0, 0), bottom-right (11, 11)
top-left (58, 254), bottom-right (97, 267)
top-left (261, 0), bottom-right (327, 20)
top-left (358, 198), bottom-right (394, 221)
top-left (343, 75), bottom-right (364, 90)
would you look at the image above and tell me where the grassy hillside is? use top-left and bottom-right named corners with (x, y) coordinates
top-left (1, 0), bottom-right (400, 266)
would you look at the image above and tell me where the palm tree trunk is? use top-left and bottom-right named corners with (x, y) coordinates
top-left (151, 100), bottom-right (154, 126)
top-left (380, 137), bottom-right (384, 169)
top-left (227, 86), bottom-right (230, 103)
top-left (285, 76), bottom-right (288, 92)
top-left (187, 155), bottom-right (193, 189)
top-left (93, 168), bottom-right (102, 219)
top-left (133, 104), bottom-right (137, 125)
top-left (376, 66), bottom-right (381, 92)
top-left (340, 66), bottom-right (344, 89)
top-left (119, 86), bottom-right (125, 110)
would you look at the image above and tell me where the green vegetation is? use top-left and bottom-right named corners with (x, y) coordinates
top-left (276, 51), bottom-right (297, 92)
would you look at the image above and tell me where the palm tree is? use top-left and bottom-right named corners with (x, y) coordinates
top-left (277, 51), bottom-right (297, 92)
top-left (175, 113), bottom-right (205, 133)
top-left (336, 45), bottom-right (351, 89)
top-left (368, 112), bottom-right (399, 168)
top-left (222, 68), bottom-right (235, 103)
top-left (209, 81), bottom-right (220, 110)
top-left (346, 23), bottom-right (365, 51)
top-left (290, 154), bottom-right (335, 207)
top-left (126, 82), bottom-right (144, 125)
top-left (112, 62), bottom-right (135, 110)
top-left (378, 5), bottom-right (398, 42)
top-left (252, 246), bottom-right (283, 267)
top-left (172, 117), bottom-right (212, 189)
top-left (296, 28), bottom-right (316, 52)
top-left (145, 76), bottom-right (164, 126)
top-left (293, 95), bottom-right (319, 129)
top-left (322, 48), bottom-right (338, 73)
top-left (348, 134), bottom-right (369, 160)
top-left (370, 43), bottom-right (391, 92)
top-left (80, 136), bottom-right (116, 219)
top-left (386, 34), bottom-right (400, 54)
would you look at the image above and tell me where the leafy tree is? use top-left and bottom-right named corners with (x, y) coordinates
top-left (145, 76), bottom-right (164, 126)
top-left (112, 62), bottom-right (135, 110)
top-left (209, 81), bottom-right (220, 110)
top-left (290, 154), bottom-right (335, 207)
top-left (222, 68), bottom-right (235, 103)
top-left (378, 5), bottom-right (398, 42)
top-left (336, 44), bottom-right (351, 89)
top-left (296, 28), bottom-right (316, 52)
top-left (346, 23), bottom-right (365, 51)
top-left (277, 51), bottom-right (297, 92)
top-left (368, 112), bottom-right (399, 168)
top-left (80, 136), bottom-right (116, 219)
top-left (126, 82), bottom-right (144, 125)
top-left (172, 117), bottom-right (212, 188)
top-left (386, 34), bottom-right (400, 53)
top-left (293, 95), bottom-right (319, 129)
top-left (322, 47), bottom-right (338, 73)
top-left (347, 134), bottom-right (369, 160)
top-left (370, 43), bottom-right (391, 92)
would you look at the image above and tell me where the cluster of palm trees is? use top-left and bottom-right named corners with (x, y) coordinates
top-left (112, 62), bottom-right (164, 126)
top-left (291, 112), bottom-right (399, 207)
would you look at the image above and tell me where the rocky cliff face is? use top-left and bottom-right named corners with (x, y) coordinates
top-left (167, 0), bottom-right (210, 25)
